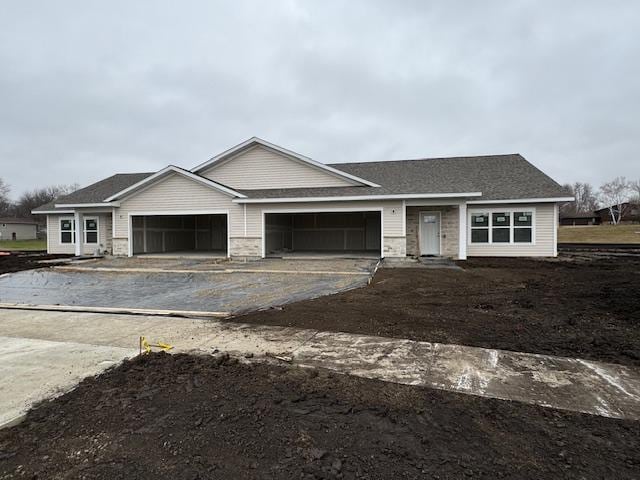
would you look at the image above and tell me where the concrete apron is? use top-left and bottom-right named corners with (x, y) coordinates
top-left (0, 310), bottom-right (639, 427)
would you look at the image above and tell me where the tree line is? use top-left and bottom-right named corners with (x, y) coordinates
top-left (562, 177), bottom-right (640, 224)
top-left (0, 178), bottom-right (79, 222)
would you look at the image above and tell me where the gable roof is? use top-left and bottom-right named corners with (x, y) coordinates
top-left (233, 154), bottom-right (570, 203)
top-left (33, 148), bottom-right (571, 213)
top-left (103, 165), bottom-right (246, 202)
top-left (191, 137), bottom-right (381, 188)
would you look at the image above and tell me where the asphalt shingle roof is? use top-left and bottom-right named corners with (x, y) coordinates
top-left (240, 154), bottom-right (566, 200)
top-left (33, 153), bottom-right (567, 212)
top-left (33, 173), bottom-right (154, 212)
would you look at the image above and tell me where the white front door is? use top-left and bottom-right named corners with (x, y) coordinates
top-left (419, 211), bottom-right (441, 256)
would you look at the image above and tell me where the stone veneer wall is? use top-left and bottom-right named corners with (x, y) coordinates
top-left (104, 215), bottom-right (113, 254)
top-left (112, 238), bottom-right (128, 256)
top-left (406, 206), bottom-right (459, 258)
top-left (383, 236), bottom-right (406, 257)
top-left (229, 237), bottom-right (261, 259)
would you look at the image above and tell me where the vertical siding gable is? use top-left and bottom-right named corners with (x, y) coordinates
top-left (200, 145), bottom-right (357, 189)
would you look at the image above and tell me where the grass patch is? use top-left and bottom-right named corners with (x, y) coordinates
top-left (558, 224), bottom-right (640, 243)
top-left (0, 239), bottom-right (47, 251)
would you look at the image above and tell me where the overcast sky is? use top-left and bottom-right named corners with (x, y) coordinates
top-left (1, 1), bottom-right (638, 199)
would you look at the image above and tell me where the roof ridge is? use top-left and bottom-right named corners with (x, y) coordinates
top-left (328, 153), bottom-right (521, 166)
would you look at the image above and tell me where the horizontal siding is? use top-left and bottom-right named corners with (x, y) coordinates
top-left (467, 203), bottom-right (555, 257)
top-left (47, 215), bottom-right (74, 254)
top-left (113, 172), bottom-right (244, 237)
top-left (245, 200), bottom-right (404, 238)
top-left (46, 213), bottom-right (111, 255)
top-left (201, 145), bottom-right (356, 189)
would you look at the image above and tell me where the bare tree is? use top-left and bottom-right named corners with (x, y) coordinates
top-left (599, 177), bottom-right (631, 225)
top-left (0, 178), bottom-right (11, 216)
top-left (630, 179), bottom-right (640, 203)
top-left (14, 184), bottom-right (79, 221)
top-left (559, 182), bottom-right (598, 216)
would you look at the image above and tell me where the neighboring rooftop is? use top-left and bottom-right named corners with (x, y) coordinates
top-left (0, 217), bottom-right (39, 225)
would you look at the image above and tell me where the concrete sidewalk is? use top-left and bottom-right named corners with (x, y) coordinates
top-left (1, 308), bottom-right (639, 428)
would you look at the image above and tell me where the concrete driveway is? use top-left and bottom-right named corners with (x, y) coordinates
top-left (0, 258), bottom-right (377, 316)
top-left (0, 258), bottom-right (377, 427)
top-left (2, 309), bottom-right (639, 429)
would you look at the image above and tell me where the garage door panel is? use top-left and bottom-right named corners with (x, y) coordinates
top-left (266, 212), bottom-right (381, 256)
top-left (132, 214), bottom-right (227, 255)
top-left (345, 230), bottom-right (365, 250)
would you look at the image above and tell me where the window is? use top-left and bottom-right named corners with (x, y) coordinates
top-left (514, 211), bottom-right (533, 243)
top-left (492, 212), bottom-right (510, 243)
top-left (60, 218), bottom-right (75, 244)
top-left (85, 217), bottom-right (98, 244)
top-left (470, 213), bottom-right (489, 243)
top-left (469, 210), bottom-right (534, 244)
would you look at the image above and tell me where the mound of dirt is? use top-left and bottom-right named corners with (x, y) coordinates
top-left (0, 353), bottom-right (638, 479)
top-left (0, 252), bottom-right (71, 275)
top-left (234, 255), bottom-right (640, 366)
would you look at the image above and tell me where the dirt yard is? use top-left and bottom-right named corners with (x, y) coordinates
top-left (235, 254), bottom-right (640, 367)
top-left (0, 252), bottom-right (70, 275)
top-left (0, 353), bottom-right (637, 479)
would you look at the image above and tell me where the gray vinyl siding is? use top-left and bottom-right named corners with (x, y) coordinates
top-left (466, 203), bottom-right (556, 257)
top-left (200, 145), bottom-right (357, 190)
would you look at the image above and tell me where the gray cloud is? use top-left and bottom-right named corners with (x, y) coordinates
top-left (1, 0), bottom-right (638, 198)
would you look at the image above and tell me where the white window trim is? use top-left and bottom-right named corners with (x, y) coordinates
top-left (468, 208), bottom-right (536, 246)
top-left (59, 216), bottom-right (76, 245)
top-left (83, 216), bottom-right (99, 245)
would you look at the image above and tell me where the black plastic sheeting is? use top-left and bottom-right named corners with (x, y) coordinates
top-left (0, 269), bottom-right (370, 315)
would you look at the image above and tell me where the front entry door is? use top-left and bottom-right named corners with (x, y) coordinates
top-left (419, 212), bottom-right (441, 256)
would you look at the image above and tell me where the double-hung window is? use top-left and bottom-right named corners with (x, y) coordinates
top-left (513, 211), bottom-right (533, 243)
top-left (469, 210), bottom-right (534, 244)
top-left (60, 218), bottom-right (76, 244)
top-left (84, 217), bottom-right (98, 244)
top-left (492, 212), bottom-right (510, 243)
top-left (470, 212), bottom-right (489, 243)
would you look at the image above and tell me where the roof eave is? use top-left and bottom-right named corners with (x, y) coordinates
top-left (54, 202), bottom-right (120, 208)
top-left (32, 209), bottom-right (75, 215)
top-left (233, 192), bottom-right (483, 204)
top-left (466, 196), bottom-right (575, 204)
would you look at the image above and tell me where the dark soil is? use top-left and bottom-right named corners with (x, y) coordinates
top-left (235, 255), bottom-right (640, 366)
top-left (0, 252), bottom-right (71, 274)
top-left (1, 353), bottom-right (638, 479)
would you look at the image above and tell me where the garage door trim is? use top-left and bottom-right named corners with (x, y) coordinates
top-left (262, 207), bottom-right (384, 258)
top-left (127, 209), bottom-right (230, 257)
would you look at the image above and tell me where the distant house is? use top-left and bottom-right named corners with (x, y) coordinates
top-left (0, 218), bottom-right (39, 241)
top-left (595, 203), bottom-right (640, 224)
top-left (559, 213), bottom-right (601, 226)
